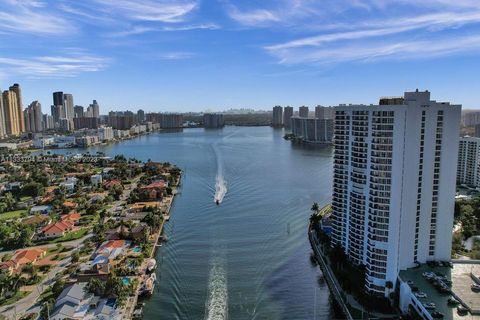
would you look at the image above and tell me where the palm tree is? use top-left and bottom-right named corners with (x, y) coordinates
top-left (311, 202), bottom-right (320, 214)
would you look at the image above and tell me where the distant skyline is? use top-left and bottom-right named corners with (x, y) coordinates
top-left (1, 0), bottom-right (480, 112)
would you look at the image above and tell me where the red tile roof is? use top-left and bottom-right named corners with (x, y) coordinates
top-left (40, 221), bottom-right (73, 235)
top-left (13, 248), bottom-right (47, 265)
top-left (61, 212), bottom-right (81, 222)
top-left (141, 181), bottom-right (166, 189)
top-left (103, 180), bottom-right (122, 189)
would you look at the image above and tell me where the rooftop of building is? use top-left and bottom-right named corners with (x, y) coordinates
top-left (399, 262), bottom-right (480, 320)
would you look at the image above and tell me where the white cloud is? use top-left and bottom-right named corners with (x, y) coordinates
top-left (93, 0), bottom-right (198, 23)
top-left (0, 53), bottom-right (110, 78)
top-left (0, 0), bottom-right (74, 35)
top-left (226, 6), bottom-right (280, 26)
top-left (155, 52), bottom-right (195, 60)
top-left (268, 35), bottom-right (480, 65)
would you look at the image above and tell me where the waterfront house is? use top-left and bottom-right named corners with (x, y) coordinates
top-left (128, 201), bottom-right (161, 212)
top-left (51, 283), bottom-right (93, 320)
top-left (131, 223), bottom-right (151, 241)
top-left (138, 180), bottom-right (166, 201)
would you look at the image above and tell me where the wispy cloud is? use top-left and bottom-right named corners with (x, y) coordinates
top-left (162, 23), bottom-right (220, 31)
top-left (267, 35), bottom-right (480, 65)
top-left (226, 5), bottom-right (280, 26)
top-left (261, 1), bottom-right (480, 65)
top-left (93, 0), bottom-right (198, 23)
top-left (155, 52), bottom-right (195, 60)
top-left (0, 52), bottom-right (110, 78)
top-left (0, 0), bottom-right (74, 35)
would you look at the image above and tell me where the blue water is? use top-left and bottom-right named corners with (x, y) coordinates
top-left (50, 127), bottom-right (337, 319)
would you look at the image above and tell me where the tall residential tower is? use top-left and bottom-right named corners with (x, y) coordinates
top-left (331, 90), bottom-right (460, 296)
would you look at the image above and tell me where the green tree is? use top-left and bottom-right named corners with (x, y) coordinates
top-left (3, 192), bottom-right (16, 211)
top-left (86, 278), bottom-right (105, 296)
top-left (22, 182), bottom-right (45, 198)
top-left (71, 251), bottom-right (80, 264)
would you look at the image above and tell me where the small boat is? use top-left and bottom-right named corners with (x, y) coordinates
top-left (216, 200), bottom-right (220, 205)
top-left (146, 258), bottom-right (157, 273)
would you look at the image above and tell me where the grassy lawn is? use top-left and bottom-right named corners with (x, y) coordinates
top-left (0, 291), bottom-right (29, 307)
top-left (35, 228), bottom-right (89, 245)
top-left (20, 196), bottom-right (32, 202)
top-left (53, 228), bottom-right (89, 243)
top-left (0, 209), bottom-right (27, 221)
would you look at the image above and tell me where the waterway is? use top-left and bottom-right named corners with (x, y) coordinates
top-left (57, 126), bottom-right (337, 319)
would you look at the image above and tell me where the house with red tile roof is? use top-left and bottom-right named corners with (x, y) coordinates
top-left (0, 247), bottom-right (47, 275)
top-left (61, 212), bottom-right (81, 224)
top-left (139, 180), bottom-right (166, 200)
top-left (37, 221), bottom-right (74, 239)
top-left (102, 180), bottom-right (122, 189)
top-left (63, 201), bottom-right (78, 209)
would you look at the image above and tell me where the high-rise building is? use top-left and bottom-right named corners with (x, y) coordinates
top-left (331, 90), bottom-right (460, 296)
top-left (2, 87), bottom-right (24, 136)
top-left (299, 106), bottom-right (309, 118)
top-left (51, 105), bottom-right (61, 124)
top-left (9, 84), bottom-right (25, 132)
top-left (53, 92), bottom-right (64, 107)
top-left (58, 118), bottom-right (74, 132)
top-left (283, 106), bottom-right (293, 130)
top-left (24, 101), bottom-right (43, 133)
top-left (74, 105), bottom-right (84, 118)
top-left (42, 114), bottom-right (54, 130)
top-left (0, 90), bottom-right (6, 138)
top-left (146, 113), bottom-right (183, 128)
top-left (89, 100), bottom-right (100, 118)
top-left (98, 126), bottom-right (114, 141)
top-left (272, 106), bottom-right (283, 127)
top-left (457, 136), bottom-right (480, 187)
top-left (73, 117), bottom-right (100, 129)
top-left (63, 94), bottom-right (74, 120)
top-left (137, 109), bottom-right (145, 123)
top-left (52, 92), bottom-right (74, 123)
top-left (107, 111), bottom-right (135, 130)
top-left (204, 113), bottom-right (225, 128)
top-left (315, 105), bottom-right (335, 119)
top-left (291, 117), bottom-right (333, 143)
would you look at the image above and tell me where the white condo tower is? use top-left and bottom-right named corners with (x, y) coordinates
top-left (331, 90), bottom-right (461, 296)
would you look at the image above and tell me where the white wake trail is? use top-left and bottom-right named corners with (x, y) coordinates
top-left (205, 257), bottom-right (228, 320)
top-left (213, 143), bottom-right (227, 204)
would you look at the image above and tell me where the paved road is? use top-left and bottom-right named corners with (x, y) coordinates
top-left (0, 253), bottom-right (75, 319)
top-left (0, 176), bottom-right (141, 319)
top-left (0, 233), bottom-right (93, 258)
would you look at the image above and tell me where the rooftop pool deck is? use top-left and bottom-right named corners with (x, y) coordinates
top-left (400, 263), bottom-right (480, 320)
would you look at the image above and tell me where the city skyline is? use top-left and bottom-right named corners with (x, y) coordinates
top-left (0, 1), bottom-right (480, 111)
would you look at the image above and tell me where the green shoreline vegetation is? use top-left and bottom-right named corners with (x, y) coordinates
top-left (0, 151), bottom-right (181, 320)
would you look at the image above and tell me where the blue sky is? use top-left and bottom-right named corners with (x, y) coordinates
top-left (0, 0), bottom-right (480, 113)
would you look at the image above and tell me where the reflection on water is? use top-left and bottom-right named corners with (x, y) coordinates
top-left (49, 127), bottom-right (337, 320)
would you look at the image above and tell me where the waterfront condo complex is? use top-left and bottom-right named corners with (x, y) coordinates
top-left (331, 90), bottom-right (461, 296)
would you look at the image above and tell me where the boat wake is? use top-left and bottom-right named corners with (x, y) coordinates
top-left (213, 143), bottom-right (227, 204)
top-left (205, 257), bottom-right (228, 320)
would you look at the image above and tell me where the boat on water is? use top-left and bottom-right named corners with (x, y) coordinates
top-left (216, 199), bottom-right (220, 205)
top-left (140, 273), bottom-right (157, 296)
top-left (146, 258), bottom-right (157, 273)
